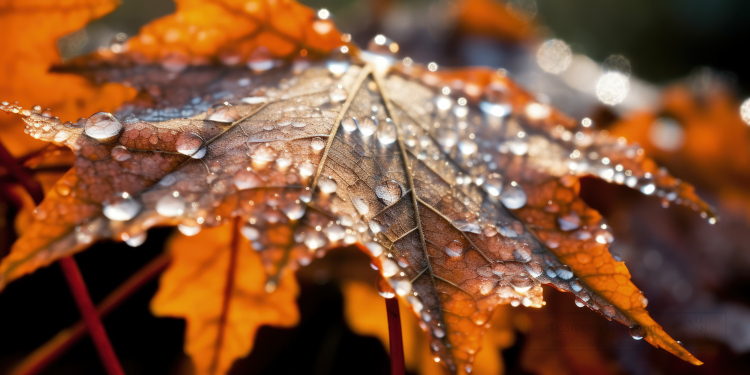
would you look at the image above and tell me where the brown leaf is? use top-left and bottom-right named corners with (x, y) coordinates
top-left (152, 220), bottom-right (299, 375)
top-left (0, 2), bottom-right (713, 372)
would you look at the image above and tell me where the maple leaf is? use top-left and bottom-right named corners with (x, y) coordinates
top-left (0, 0), bottom-right (716, 373)
top-left (152, 221), bottom-right (299, 375)
top-left (0, 0), bottom-right (136, 157)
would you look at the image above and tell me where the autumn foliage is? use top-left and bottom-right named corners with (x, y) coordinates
top-left (0, 0), bottom-right (739, 375)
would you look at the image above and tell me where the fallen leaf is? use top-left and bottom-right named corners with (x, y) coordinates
top-left (152, 220), bottom-right (299, 375)
top-left (0, 0), bottom-right (713, 372)
top-left (455, 0), bottom-right (535, 43)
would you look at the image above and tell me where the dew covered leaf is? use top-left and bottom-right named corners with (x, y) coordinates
top-left (0, 0), bottom-right (714, 373)
top-left (152, 221), bottom-right (299, 375)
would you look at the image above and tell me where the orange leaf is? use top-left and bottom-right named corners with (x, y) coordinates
top-left (152, 220), bottom-right (299, 375)
top-left (455, 0), bottom-right (535, 43)
top-left (0, 0), bottom-right (135, 157)
top-left (343, 280), bottom-right (515, 375)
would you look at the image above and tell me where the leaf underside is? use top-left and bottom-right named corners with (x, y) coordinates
top-left (1, 51), bottom-right (709, 372)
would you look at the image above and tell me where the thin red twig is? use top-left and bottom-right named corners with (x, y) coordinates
top-left (0, 140), bottom-right (125, 375)
top-left (11, 253), bottom-right (171, 375)
top-left (59, 258), bottom-right (126, 375)
top-left (385, 297), bottom-right (406, 375)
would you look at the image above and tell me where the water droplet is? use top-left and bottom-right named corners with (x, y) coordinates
top-left (311, 137), bottom-right (326, 151)
top-left (241, 224), bottom-right (260, 241)
top-left (299, 161), bottom-right (314, 177)
top-left (596, 71), bottom-right (630, 106)
top-left (176, 132), bottom-right (206, 159)
top-left (111, 145), bottom-right (132, 161)
top-left (319, 178), bottom-right (338, 194)
top-left (177, 224), bottom-right (201, 236)
top-left (125, 232), bottom-right (147, 247)
top-left (555, 265), bottom-right (574, 280)
top-left (304, 229), bottom-right (327, 250)
top-left (381, 258), bottom-right (400, 277)
top-left (84, 112), bottom-right (122, 142)
top-left (602, 305), bottom-right (616, 318)
top-left (558, 212), bottom-right (581, 231)
top-left (629, 325), bottom-right (644, 340)
top-left (292, 120), bottom-right (307, 128)
top-left (252, 144), bottom-right (278, 162)
top-left (156, 194), bottom-right (186, 217)
top-left (341, 117), bottom-right (358, 132)
top-left (453, 219), bottom-right (481, 234)
top-left (501, 183), bottom-right (527, 209)
top-left (330, 88), bottom-right (348, 103)
top-left (326, 58), bottom-right (350, 77)
top-left (358, 117), bottom-right (377, 136)
top-left (443, 240), bottom-right (464, 257)
top-left (480, 101), bottom-right (511, 117)
top-left (570, 279), bottom-right (583, 292)
top-left (510, 276), bottom-right (534, 292)
top-left (365, 242), bottom-right (384, 257)
top-left (247, 47), bottom-right (275, 72)
top-left (375, 180), bottom-right (402, 205)
top-left (436, 127), bottom-right (458, 148)
top-left (458, 139), bottom-right (477, 155)
top-left (233, 169), bottom-right (262, 190)
top-left (537, 39), bottom-right (572, 74)
top-left (377, 276), bottom-right (395, 298)
top-left (103, 193), bottom-right (141, 221)
top-left (640, 183), bottom-right (656, 195)
top-left (283, 202), bottom-right (306, 220)
top-left (377, 120), bottom-right (397, 145)
top-left (393, 279), bottom-right (412, 296)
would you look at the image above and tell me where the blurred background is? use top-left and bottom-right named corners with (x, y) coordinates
top-left (2, 0), bottom-right (750, 374)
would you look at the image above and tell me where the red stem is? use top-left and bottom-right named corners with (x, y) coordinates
top-left (59, 257), bottom-right (126, 375)
top-left (11, 253), bottom-right (171, 375)
top-left (0, 140), bottom-right (125, 375)
top-left (385, 297), bottom-right (406, 375)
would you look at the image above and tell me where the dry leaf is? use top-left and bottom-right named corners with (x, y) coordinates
top-left (0, 0), bottom-right (714, 373)
top-left (152, 221), bottom-right (299, 375)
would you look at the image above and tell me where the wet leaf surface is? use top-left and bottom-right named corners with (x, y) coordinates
top-left (0, 0), bottom-right (716, 373)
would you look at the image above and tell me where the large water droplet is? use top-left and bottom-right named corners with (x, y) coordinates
top-left (233, 169), bottom-right (262, 190)
top-left (381, 258), bottom-right (400, 277)
top-left (156, 193), bottom-right (186, 217)
top-left (453, 219), bottom-right (481, 234)
top-left (283, 202), bottom-right (306, 220)
top-left (84, 112), bottom-right (122, 142)
top-left (375, 180), bottom-right (402, 205)
top-left (501, 183), bottom-right (527, 209)
top-left (207, 104), bottom-right (239, 123)
top-left (558, 212), bottom-right (581, 231)
top-left (358, 117), bottom-right (377, 136)
top-left (176, 132), bottom-right (206, 159)
top-left (299, 161), bottom-right (314, 177)
top-left (443, 239), bottom-right (464, 257)
top-left (341, 117), bottom-right (358, 132)
top-left (377, 276), bottom-right (396, 298)
top-left (484, 173), bottom-right (503, 196)
top-left (247, 47), bottom-right (275, 72)
top-left (555, 265), bottom-right (574, 280)
top-left (252, 144), bottom-right (278, 162)
top-left (177, 223), bottom-right (201, 236)
top-left (124, 232), bottom-right (147, 247)
top-left (311, 137), bottom-right (326, 151)
top-left (319, 178), bottom-right (338, 194)
top-left (629, 325), bottom-right (644, 340)
top-left (241, 224), bottom-right (260, 241)
top-left (326, 57), bottom-right (350, 77)
top-left (377, 120), bottom-right (397, 145)
top-left (103, 193), bottom-right (141, 221)
top-left (330, 88), bottom-right (348, 103)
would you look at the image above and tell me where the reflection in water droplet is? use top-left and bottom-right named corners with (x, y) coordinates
top-left (453, 220), bottom-right (481, 234)
top-left (233, 169), bottom-right (262, 190)
top-left (311, 137), bottom-right (326, 151)
top-left (207, 104), bottom-right (239, 123)
top-left (330, 88), bottom-right (348, 103)
top-left (377, 277), bottom-right (396, 298)
top-left (327, 59), bottom-right (350, 77)
top-left (375, 180), bottom-right (402, 205)
top-left (177, 224), bottom-right (201, 236)
top-left (629, 325), bottom-right (644, 340)
top-left (241, 225), bottom-right (260, 241)
top-left (558, 212), bottom-right (581, 231)
top-left (377, 120), bottom-right (397, 145)
top-left (484, 174), bottom-right (503, 196)
top-left (103, 193), bottom-right (141, 221)
top-left (381, 258), bottom-right (399, 277)
top-left (501, 183), bottom-right (527, 209)
top-left (555, 265), bottom-right (574, 280)
top-left (125, 232), bottom-right (147, 247)
top-left (111, 145), bottom-right (132, 161)
top-left (341, 117), bottom-right (358, 132)
top-left (319, 178), bottom-right (338, 194)
top-left (252, 144), bottom-right (278, 162)
top-left (85, 112), bottom-right (122, 141)
top-left (358, 117), bottom-right (377, 136)
top-left (443, 240), bottom-right (464, 257)
top-left (299, 162), bottom-right (314, 177)
top-left (176, 132), bottom-right (206, 159)
top-left (156, 194), bottom-right (186, 217)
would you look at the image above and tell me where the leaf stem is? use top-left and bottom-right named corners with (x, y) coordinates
top-left (10, 253), bottom-right (170, 375)
top-left (385, 297), bottom-right (406, 375)
top-left (0, 139), bottom-right (125, 375)
top-left (58, 257), bottom-right (126, 375)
